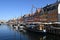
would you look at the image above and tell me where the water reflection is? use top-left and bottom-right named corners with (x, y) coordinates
top-left (0, 25), bottom-right (60, 40)
top-left (8, 25), bottom-right (60, 40)
top-left (0, 25), bottom-right (20, 40)
top-left (12, 26), bottom-right (60, 40)
top-left (46, 34), bottom-right (60, 40)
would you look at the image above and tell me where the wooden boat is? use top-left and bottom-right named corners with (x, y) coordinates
top-left (26, 23), bottom-right (46, 34)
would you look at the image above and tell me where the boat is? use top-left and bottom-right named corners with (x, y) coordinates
top-left (26, 23), bottom-right (46, 34)
top-left (46, 23), bottom-right (60, 35)
top-left (0, 24), bottom-right (1, 25)
top-left (18, 24), bottom-right (26, 32)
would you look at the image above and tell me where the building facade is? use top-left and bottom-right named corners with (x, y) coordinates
top-left (22, 2), bottom-right (58, 23)
top-left (58, 2), bottom-right (60, 22)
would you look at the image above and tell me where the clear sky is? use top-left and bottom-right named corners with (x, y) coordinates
top-left (0, 0), bottom-right (57, 21)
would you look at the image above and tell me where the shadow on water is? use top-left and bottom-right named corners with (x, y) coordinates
top-left (46, 34), bottom-right (60, 40)
top-left (17, 30), bottom-right (60, 40)
top-left (11, 25), bottom-right (60, 40)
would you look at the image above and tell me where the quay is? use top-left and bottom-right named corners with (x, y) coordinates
top-left (7, 1), bottom-right (60, 35)
top-left (7, 22), bottom-right (60, 35)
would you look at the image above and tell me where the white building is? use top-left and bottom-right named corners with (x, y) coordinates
top-left (58, 2), bottom-right (60, 22)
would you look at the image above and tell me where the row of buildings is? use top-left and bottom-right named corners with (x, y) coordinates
top-left (17, 2), bottom-right (58, 23)
top-left (7, 1), bottom-right (59, 25)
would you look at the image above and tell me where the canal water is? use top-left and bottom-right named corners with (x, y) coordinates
top-left (0, 24), bottom-right (60, 40)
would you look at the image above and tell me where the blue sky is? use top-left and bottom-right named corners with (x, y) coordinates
top-left (0, 0), bottom-right (57, 21)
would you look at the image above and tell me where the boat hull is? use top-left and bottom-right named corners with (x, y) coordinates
top-left (26, 28), bottom-right (46, 35)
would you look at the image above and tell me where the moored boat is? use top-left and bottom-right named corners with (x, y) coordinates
top-left (46, 23), bottom-right (60, 35)
top-left (0, 24), bottom-right (1, 25)
top-left (26, 23), bottom-right (46, 34)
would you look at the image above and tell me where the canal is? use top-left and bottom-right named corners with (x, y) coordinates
top-left (0, 24), bottom-right (60, 40)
